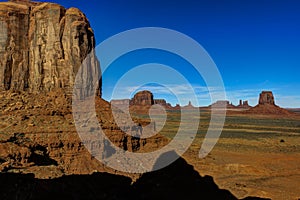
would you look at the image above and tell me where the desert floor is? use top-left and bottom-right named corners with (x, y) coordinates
top-left (153, 109), bottom-right (300, 200)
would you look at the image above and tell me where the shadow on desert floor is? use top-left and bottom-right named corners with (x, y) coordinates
top-left (0, 151), bottom-right (269, 200)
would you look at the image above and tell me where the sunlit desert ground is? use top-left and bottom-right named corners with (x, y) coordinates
top-left (133, 109), bottom-right (300, 199)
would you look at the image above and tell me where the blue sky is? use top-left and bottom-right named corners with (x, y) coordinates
top-left (7, 0), bottom-right (300, 107)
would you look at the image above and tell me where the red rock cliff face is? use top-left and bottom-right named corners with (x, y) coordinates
top-left (0, 1), bottom-right (101, 96)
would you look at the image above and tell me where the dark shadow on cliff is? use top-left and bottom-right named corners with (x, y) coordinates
top-left (0, 152), bottom-right (270, 200)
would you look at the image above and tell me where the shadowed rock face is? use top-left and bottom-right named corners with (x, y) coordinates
top-left (0, 1), bottom-right (101, 96)
top-left (259, 91), bottom-right (275, 105)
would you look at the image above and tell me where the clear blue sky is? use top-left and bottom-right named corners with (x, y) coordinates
top-left (7, 0), bottom-right (300, 107)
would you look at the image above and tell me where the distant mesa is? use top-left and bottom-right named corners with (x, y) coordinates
top-left (209, 91), bottom-right (296, 115)
top-left (210, 100), bottom-right (234, 109)
top-left (111, 90), bottom-right (298, 116)
top-left (112, 90), bottom-right (255, 111)
top-left (209, 100), bottom-right (252, 110)
top-left (111, 90), bottom-right (198, 110)
top-left (111, 90), bottom-right (173, 109)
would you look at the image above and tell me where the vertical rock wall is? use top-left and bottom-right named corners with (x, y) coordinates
top-left (0, 1), bottom-right (101, 96)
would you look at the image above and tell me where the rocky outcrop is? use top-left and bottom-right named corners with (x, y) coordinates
top-left (259, 91), bottom-right (275, 105)
top-left (0, 1), bottom-right (101, 96)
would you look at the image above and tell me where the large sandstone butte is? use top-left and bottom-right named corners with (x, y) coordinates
top-left (130, 90), bottom-right (154, 106)
top-left (0, 0), bottom-right (101, 96)
top-left (247, 91), bottom-right (293, 115)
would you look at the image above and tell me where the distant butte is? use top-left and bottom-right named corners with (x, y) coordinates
top-left (246, 91), bottom-right (294, 115)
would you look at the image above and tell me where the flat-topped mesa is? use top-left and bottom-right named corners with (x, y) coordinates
top-left (0, 1), bottom-right (101, 97)
top-left (259, 91), bottom-right (275, 105)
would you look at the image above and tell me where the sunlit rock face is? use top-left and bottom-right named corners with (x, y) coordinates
top-left (0, 1), bottom-right (101, 96)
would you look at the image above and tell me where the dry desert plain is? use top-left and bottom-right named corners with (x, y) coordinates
top-left (131, 108), bottom-right (300, 200)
